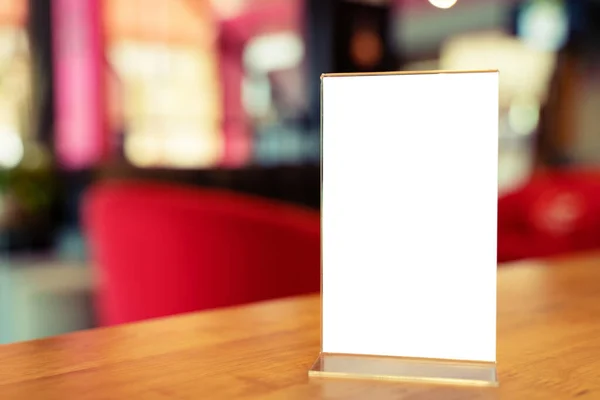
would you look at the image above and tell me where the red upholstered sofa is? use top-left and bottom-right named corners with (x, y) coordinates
top-left (498, 169), bottom-right (600, 263)
top-left (82, 181), bottom-right (320, 326)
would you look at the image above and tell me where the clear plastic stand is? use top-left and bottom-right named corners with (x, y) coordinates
top-left (313, 69), bottom-right (500, 389)
top-left (309, 353), bottom-right (498, 387)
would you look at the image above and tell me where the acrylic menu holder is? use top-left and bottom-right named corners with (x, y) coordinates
top-left (310, 70), bottom-right (499, 387)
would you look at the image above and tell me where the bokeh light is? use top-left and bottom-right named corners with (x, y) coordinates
top-left (428, 0), bottom-right (458, 9)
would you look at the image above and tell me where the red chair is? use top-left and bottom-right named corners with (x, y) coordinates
top-left (498, 169), bottom-right (600, 263)
top-left (82, 180), bottom-right (320, 326)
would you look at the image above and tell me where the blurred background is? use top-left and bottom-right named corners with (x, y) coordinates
top-left (1, 0), bottom-right (600, 343)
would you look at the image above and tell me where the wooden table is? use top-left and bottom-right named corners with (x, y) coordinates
top-left (1, 253), bottom-right (600, 399)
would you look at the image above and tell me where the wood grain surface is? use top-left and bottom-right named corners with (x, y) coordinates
top-left (1, 253), bottom-right (600, 399)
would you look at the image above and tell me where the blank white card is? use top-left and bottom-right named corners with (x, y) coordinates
top-left (321, 71), bottom-right (498, 363)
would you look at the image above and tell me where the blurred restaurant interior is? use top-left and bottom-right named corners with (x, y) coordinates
top-left (2, 0), bottom-right (600, 343)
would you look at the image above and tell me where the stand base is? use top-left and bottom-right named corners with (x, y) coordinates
top-left (309, 353), bottom-right (498, 387)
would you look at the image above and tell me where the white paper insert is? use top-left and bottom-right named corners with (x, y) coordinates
top-left (321, 71), bottom-right (498, 363)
